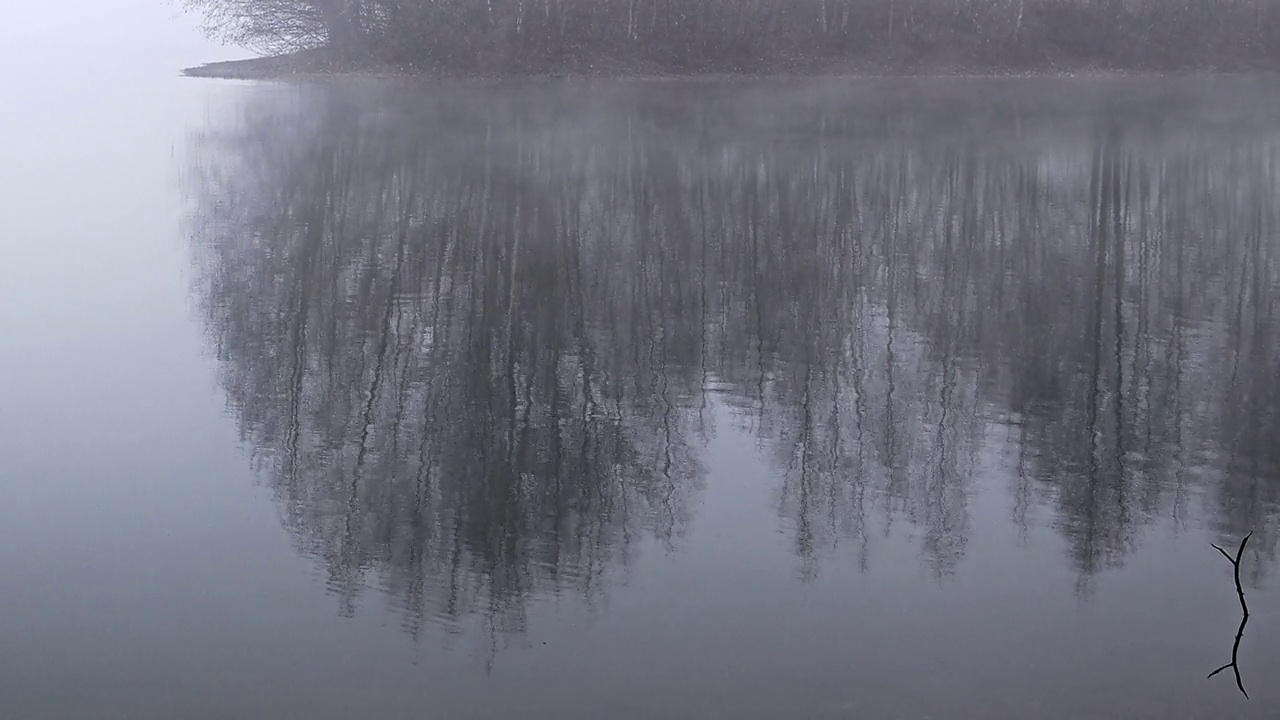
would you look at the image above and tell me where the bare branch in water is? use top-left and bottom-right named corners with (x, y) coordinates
top-left (1207, 531), bottom-right (1252, 699)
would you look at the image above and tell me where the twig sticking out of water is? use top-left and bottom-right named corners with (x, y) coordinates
top-left (1207, 531), bottom-right (1252, 699)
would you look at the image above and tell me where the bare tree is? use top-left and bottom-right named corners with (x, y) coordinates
top-left (184, 0), bottom-right (368, 53)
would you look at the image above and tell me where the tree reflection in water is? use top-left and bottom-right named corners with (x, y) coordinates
top-left (186, 79), bottom-right (1280, 644)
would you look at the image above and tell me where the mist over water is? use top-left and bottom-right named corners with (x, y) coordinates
top-left (4, 72), bottom-right (1280, 719)
top-left (178, 76), bottom-right (1280, 714)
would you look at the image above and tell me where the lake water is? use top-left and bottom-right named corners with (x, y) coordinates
top-left (3, 74), bottom-right (1279, 719)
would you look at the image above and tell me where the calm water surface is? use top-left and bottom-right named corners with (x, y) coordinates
top-left (2, 75), bottom-right (1280, 719)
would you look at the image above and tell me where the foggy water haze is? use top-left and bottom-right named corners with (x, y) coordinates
top-left (3, 6), bottom-right (1280, 720)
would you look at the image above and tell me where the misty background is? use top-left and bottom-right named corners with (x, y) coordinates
top-left (0, 2), bottom-right (230, 83)
top-left (3, 4), bottom-right (1279, 718)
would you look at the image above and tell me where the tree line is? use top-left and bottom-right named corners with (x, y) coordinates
top-left (185, 0), bottom-right (1280, 73)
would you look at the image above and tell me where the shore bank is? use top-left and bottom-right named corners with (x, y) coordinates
top-left (183, 50), bottom-right (1277, 81)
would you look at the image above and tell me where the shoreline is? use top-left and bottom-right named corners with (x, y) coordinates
top-left (182, 53), bottom-right (1278, 82)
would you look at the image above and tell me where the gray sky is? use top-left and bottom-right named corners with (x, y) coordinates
top-left (1, 1), bottom-right (242, 80)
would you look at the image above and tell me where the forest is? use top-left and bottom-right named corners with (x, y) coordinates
top-left (184, 0), bottom-right (1280, 75)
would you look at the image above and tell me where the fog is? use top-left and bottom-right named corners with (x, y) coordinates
top-left (0, 1), bottom-right (233, 82)
top-left (3, 5), bottom-right (1279, 718)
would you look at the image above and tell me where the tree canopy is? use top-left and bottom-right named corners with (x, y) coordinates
top-left (184, 0), bottom-right (368, 54)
